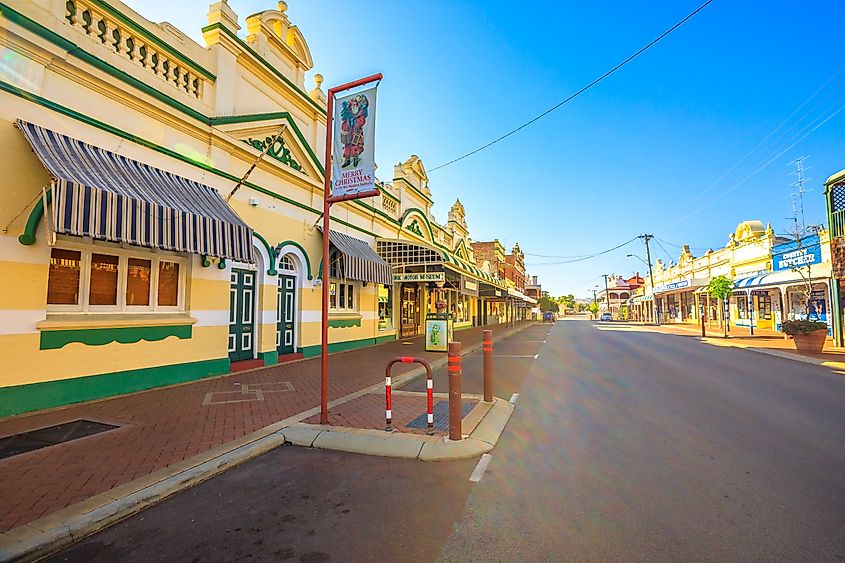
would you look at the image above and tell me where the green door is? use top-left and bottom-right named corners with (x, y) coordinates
top-left (277, 273), bottom-right (296, 354)
top-left (228, 269), bottom-right (255, 362)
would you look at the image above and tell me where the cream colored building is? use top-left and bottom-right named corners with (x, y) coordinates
top-left (632, 221), bottom-right (833, 333)
top-left (0, 1), bottom-right (514, 416)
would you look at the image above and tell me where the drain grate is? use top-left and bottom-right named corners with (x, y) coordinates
top-left (0, 420), bottom-right (119, 461)
top-left (407, 401), bottom-right (475, 430)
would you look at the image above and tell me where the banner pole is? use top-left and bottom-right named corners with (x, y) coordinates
top-left (320, 90), bottom-right (334, 425)
top-left (320, 72), bottom-right (383, 426)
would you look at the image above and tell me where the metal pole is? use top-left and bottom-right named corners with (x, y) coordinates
top-left (643, 234), bottom-right (659, 325)
top-left (448, 341), bottom-right (462, 441)
top-left (483, 329), bottom-right (493, 403)
top-left (319, 90), bottom-right (334, 426)
top-left (748, 291), bottom-right (754, 336)
top-left (603, 274), bottom-right (610, 317)
top-left (320, 73), bottom-right (383, 425)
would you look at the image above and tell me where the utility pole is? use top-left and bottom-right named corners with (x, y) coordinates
top-left (640, 234), bottom-right (659, 325)
top-left (602, 274), bottom-right (611, 318)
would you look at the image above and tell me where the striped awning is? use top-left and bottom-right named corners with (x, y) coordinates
top-left (321, 228), bottom-right (392, 286)
top-left (18, 121), bottom-right (253, 262)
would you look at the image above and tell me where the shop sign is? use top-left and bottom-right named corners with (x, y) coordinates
top-left (331, 86), bottom-right (378, 199)
top-left (773, 235), bottom-right (822, 272)
top-left (462, 278), bottom-right (479, 296)
top-left (393, 272), bottom-right (445, 283)
top-left (425, 318), bottom-right (452, 352)
top-left (654, 280), bottom-right (689, 293)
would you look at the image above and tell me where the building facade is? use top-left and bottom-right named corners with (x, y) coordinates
top-left (0, 1), bottom-right (530, 416)
top-left (629, 221), bottom-right (833, 335)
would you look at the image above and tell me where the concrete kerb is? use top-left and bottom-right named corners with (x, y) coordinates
top-left (0, 322), bottom-right (534, 561)
top-left (0, 431), bottom-right (287, 562)
top-left (288, 396), bottom-right (515, 462)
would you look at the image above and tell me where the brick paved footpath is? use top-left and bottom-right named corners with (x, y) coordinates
top-left (0, 322), bottom-right (530, 533)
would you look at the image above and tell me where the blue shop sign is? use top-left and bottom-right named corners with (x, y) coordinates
top-left (772, 235), bottom-right (821, 272)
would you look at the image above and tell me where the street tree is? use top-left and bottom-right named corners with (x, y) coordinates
top-left (706, 275), bottom-right (734, 338)
top-left (539, 291), bottom-right (560, 313)
top-left (588, 301), bottom-right (600, 320)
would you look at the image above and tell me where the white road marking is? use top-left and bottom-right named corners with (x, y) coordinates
top-left (534, 353), bottom-right (539, 359)
top-left (494, 355), bottom-right (536, 358)
top-left (470, 453), bottom-right (493, 483)
top-left (509, 393), bottom-right (519, 404)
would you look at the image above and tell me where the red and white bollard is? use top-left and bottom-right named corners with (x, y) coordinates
top-left (385, 372), bottom-right (393, 431)
top-left (385, 356), bottom-right (434, 434)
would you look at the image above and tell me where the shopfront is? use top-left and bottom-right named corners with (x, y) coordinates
top-left (653, 279), bottom-right (709, 323)
top-left (378, 239), bottom-right (505, 338)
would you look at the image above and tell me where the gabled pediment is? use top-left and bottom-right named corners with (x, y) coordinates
top-left (213, 113), bottom-right (323, 182)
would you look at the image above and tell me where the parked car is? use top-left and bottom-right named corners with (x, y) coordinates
top-left (543, 312), bottom-right (556, 323)
top-left (599, 313), bottom-right (613, 321)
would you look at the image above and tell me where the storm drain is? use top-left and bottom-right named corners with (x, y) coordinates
top-left (406, 401), bottom-right (475, 430)
top-left (0, 420), bottom-right (119, 461)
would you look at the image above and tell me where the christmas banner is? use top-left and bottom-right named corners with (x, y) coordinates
top-left (331, 85), bottom-right (378, 199)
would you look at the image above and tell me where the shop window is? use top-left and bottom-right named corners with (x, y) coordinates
top-left (736, 295), bottom-right (748, 319)
top-left (47, 249), bottom-right (82, 305)
top-left (89, 253), bottom-right (119, 306)
top-left (756, 293), bottom-right (772, 320)
top-left (126, 258), bottom-right (151, 306)
top-left (378, 285), bottom-right (393, 331)
top-left (157, 261), bottom-right (180, 307)
top-left (46, 243), bottom-right (186, 313)
top-left (330, 280), bottom-right (356, 312)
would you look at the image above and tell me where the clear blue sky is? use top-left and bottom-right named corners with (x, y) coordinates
top-left (126, 0), bottom-right (845, 298)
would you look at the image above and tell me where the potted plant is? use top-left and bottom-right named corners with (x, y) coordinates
top-left (781, 319), bottom-right (829, 352)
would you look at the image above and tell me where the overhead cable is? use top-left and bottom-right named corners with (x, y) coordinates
top-left (526, 237), bottom-right (639, 266)
top-left (428, 0), bottom-right (714, 172)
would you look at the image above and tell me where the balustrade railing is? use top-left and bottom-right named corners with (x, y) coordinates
top-left (65, 0), bottom-right (205, 100)
top-left (832, 209), bottom-right (845, 238)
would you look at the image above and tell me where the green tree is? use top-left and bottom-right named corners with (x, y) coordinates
top-left (538, 291), bottom-right (560, 313)
top-left (706, 275), bottom-right (734, 338)
top-left (588, 301), bottom-right (600, 319)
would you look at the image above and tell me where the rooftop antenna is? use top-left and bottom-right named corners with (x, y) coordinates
top-left (788, 156), bottom-right (811, 235)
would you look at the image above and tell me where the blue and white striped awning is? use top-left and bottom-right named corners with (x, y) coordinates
top-left (320, 228), bottom-right (392, 286)
top-left (734, 264), bottom-right (832, 289)
top-left (18, 121), bottom-right (253, 263)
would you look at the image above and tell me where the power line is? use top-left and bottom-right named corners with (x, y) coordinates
top-left (526, 237), bottom-right (640, 266)
top-left (657, 95), bottom-right (845, 234)
top-left (653, 238), bottom-right (675, 263)
top-left (683, 61), bottom-right (845, 209)
top-left (428, 0), bottom-right (714, 173)
top-left (654, 237), bottom-right (710, 253)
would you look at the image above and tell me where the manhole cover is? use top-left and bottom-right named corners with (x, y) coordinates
top-left (407, 401), bottom-right (475, 430)
top-left (0, 420), bottom-right (119, 461)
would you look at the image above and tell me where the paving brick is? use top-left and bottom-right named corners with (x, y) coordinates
top-left (0, 322), bottom-right (528, 532)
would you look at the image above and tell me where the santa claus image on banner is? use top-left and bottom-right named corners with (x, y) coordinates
top-left (339, 94), bottom-right (369, 168)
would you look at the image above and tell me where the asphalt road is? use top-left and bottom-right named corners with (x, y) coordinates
top-left (47, 320), bottom-right (845, 562)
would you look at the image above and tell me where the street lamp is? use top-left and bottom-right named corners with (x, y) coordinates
top-left (626, 253), bottom-right (648, 267)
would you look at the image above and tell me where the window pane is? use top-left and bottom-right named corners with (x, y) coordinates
top-left (330, 282), bottom-right (337, 309)
top-left (157, 261), bottom-right (180, 307)
top-left (126, 258), bottom-right (151, 306)
top-left (47, 248), bottom-right (81, 305)
top-left (89, 253), bottom-right (119, 305)
top-left (347, 284), bottom-right (354, 309)
top-left (339, 283), bottom-right (346, 309)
